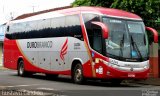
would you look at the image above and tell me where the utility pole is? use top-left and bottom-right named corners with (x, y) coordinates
top-left (31, 5), bottom-right (37, 12)
top-left (10, 12), bottom-right (14, 20)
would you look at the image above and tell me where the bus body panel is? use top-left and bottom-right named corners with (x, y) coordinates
top-left (3, 6), bottom-right (150, 80)
top-left (6, 37), bottom-right (88, 74)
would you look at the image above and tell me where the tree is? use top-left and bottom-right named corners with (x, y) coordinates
top-left (72, 0), bottom-right (160, 27)
top-left (111, 0), bottom-right (160, 28)
top-left (72, 0), bottom-right (92, 6)
top-left (72, 0), bottom-right (115, 7)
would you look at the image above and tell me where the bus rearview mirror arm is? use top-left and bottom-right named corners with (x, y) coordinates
top-left (91, 21), bottom-right (109, 39)
top-left (146, 27), bottom-right (158, 43)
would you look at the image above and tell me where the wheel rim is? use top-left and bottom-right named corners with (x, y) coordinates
top-left (75, 68), bottom-right (82, 82)
top-left (19, 62), bottom-right (24, 75)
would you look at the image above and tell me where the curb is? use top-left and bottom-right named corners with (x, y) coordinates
top-left (134, 78), bottom-right (160, 86)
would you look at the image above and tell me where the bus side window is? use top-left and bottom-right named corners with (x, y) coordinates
top-left (82, 13), bottom-right (102, 53)
top-left (50, 17), bottom-right (65, 37)
top-left (65, 15), bottom-right (83, 40)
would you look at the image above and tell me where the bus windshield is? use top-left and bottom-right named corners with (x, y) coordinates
top-left (102, 17), bottom-right (149, 62)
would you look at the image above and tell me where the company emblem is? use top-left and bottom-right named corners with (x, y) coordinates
top-left (60, 38), bottom-right (68, 61)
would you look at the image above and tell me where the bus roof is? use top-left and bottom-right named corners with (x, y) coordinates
top-left (12, 6), bottom-right (142, 23)
top-left (64, 6), bottom-right (142, 20)
top-left (88, 7), bottom-right (141, 20)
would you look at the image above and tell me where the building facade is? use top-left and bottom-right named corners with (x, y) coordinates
top-left (0, 24), bottom-right (5, 66)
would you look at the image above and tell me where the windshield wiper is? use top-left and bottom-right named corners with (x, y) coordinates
top-left (130, 35), bottom-right (143, 61)
top-left (119, 33), bottom-right (124, 58)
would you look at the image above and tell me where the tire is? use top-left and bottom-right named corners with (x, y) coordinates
top-left (17, 60), bottom-right (27, 77)
top-left (72, 63), bottom-right (85, 84)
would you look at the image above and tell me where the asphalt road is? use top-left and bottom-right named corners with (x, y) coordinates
top-left (0, 70), bottom-right (160, 96)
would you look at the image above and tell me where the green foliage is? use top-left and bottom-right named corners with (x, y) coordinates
top-left (111, 0), bottom-right (160, 28)
top-left (72, 0), bottom-right (92, 6)
top-left (72, 0), bottom-right (114, 7)
top-left (72, 0), bottom-right (160, 28)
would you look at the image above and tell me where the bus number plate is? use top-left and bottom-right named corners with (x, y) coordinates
top-left (128, 73), bottom-right (135, 77)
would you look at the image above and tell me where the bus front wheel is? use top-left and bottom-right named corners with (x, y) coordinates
top-left (72, 63), bottom-right (85, 84)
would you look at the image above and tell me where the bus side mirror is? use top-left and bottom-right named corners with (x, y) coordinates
top-left (146, 27), bottom-right (158, 43)
top-left (91, 21), bottom-right (109, 39)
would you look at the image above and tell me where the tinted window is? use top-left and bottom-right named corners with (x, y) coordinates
top-left (6, 14), bottom-right (83, 40)
top-left (83, 13), bottom-right (100, 29)
top-left (66, 15), bottom-right (83, 40)
top-left (50, 17), bottom-right (65, 37)
top-left (82, 13), bottom-right (100, 49)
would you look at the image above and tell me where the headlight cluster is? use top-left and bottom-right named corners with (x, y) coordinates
top-left (102, 59), bottom-right (149, 71)
top-left (144, 61), bottom-right (149, 69)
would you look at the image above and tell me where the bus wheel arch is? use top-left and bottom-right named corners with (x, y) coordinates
top-left (71, 60), bottom-right (85, 84)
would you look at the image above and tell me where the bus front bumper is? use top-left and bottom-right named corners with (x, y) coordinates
top-left (105, 66), bottom-right (150, 80)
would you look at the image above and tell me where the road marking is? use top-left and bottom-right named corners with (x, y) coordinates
top-left (37, 87), bottom-right (56, 91)
top-left (0, 84), bottom-right (41, 88)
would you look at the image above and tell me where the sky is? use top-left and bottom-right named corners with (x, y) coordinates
top-left (0, 0), bottom-right (75, 24)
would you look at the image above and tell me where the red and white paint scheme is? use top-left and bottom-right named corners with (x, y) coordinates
top-left (3, 7), bottom-right (158, 84)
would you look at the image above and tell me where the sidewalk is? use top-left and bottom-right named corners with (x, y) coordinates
top-left (135, 78), bottom-right (160, 86)
top-left (0, 66), bottom-right (8, 70)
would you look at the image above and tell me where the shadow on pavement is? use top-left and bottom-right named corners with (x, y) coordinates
top-left (10, 73), bottom-right (142, 88)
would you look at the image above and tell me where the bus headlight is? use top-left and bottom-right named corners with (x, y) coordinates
top-left (144, 62), bottom-right (150, 69)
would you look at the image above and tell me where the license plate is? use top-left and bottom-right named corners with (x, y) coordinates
top-left (128, 73), bottom-right (135, 77)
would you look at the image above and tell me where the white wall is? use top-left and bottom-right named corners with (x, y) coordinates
top-left (0, 43), bottom-right (3, 66)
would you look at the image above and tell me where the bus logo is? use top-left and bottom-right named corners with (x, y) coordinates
top-left (60, 38), bottom-right (68, 61)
